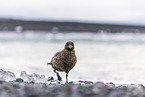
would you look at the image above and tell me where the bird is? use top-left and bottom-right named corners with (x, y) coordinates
top-left (47, 41), bottom-right (77, 83)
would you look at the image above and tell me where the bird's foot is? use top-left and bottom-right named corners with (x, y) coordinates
top-left (56, 72), bottom-right (62, 81)
top-left (65, 82), bottom-right (69, 84)
top-left (54, 70), bottom-right (62, 81)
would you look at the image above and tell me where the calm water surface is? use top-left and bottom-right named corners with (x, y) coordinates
top-left (0, 31), bottom-right (145, 84)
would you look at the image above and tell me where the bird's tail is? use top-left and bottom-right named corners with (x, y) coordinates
top-left (47, 63), bottom-right (52, 65)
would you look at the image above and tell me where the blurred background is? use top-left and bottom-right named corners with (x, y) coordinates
top-left (0, 0), bottom-right (145, 84)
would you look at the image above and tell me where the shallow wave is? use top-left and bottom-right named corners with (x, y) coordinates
top-left (0, 31), bottom-right (145, 43)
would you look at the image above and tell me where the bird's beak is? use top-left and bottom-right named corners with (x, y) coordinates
top-left (68, 45), bottom-right (73, 49)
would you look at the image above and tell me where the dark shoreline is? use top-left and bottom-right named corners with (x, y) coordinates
top-left (1, 18), bottom-right (145, 33)
top-left (0, 80), bottom-right (145, 97)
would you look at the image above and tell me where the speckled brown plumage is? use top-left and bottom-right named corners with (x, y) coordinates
top-left (48, 41), bottom-right (77, 83)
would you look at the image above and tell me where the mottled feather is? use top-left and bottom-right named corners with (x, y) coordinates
top-left (49, 41), bottom-right (77, 83)
top-left (50, 41), bottom-right (77, 73)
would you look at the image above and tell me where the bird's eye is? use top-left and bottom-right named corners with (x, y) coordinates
top-left (67, 43), bottom-right (69, 45)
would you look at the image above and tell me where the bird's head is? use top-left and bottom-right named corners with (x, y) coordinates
top-left (65, 41), bottom-right (74, 51)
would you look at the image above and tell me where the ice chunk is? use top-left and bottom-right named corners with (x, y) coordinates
top-left (20, 71), bottom-right (34, 82)
top-left (31, 73), bottom-right (45, 81)
top-left (20, 71), bottom-right (46, 82)
top-left (0, 69), bottom-right (16, 81)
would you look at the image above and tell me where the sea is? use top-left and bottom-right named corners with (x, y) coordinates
top-left (1, 31), bottom-right (145, 84)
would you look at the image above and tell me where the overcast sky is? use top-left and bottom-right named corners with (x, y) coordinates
top-left (0, 0), bottom-right (145, 25)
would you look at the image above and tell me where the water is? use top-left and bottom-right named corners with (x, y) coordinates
top-left (1, 31), bottom-right (145, 84)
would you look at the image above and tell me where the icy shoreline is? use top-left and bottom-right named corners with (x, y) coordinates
top-left (0, 69), bottom-right (145, 97)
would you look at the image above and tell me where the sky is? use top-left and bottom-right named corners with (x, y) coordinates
top-left (0, 0), bottom-right (145, 25)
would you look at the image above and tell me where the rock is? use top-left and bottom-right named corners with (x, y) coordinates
top-left (15, 78), bottom-right (24, 83)
top-left (78, 80), bottom-right (93, 85)
top-left (92, 81), bottom-right (112, 97)
top-left (0, 81), bottom-right (18, 97)
top-left (78, 85), bottom-right (94, 96)
top-left (47, 76), bottom-right (54, 81)
top-left (109, 85), bottom-right (128, 97)
top-left (127, 85), bottom-right (145, 97)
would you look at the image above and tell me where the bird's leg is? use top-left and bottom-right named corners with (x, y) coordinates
top-left (66, 73), bottom-right (68, 83)
top-left (54, 70), bottom-right (62, 81)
